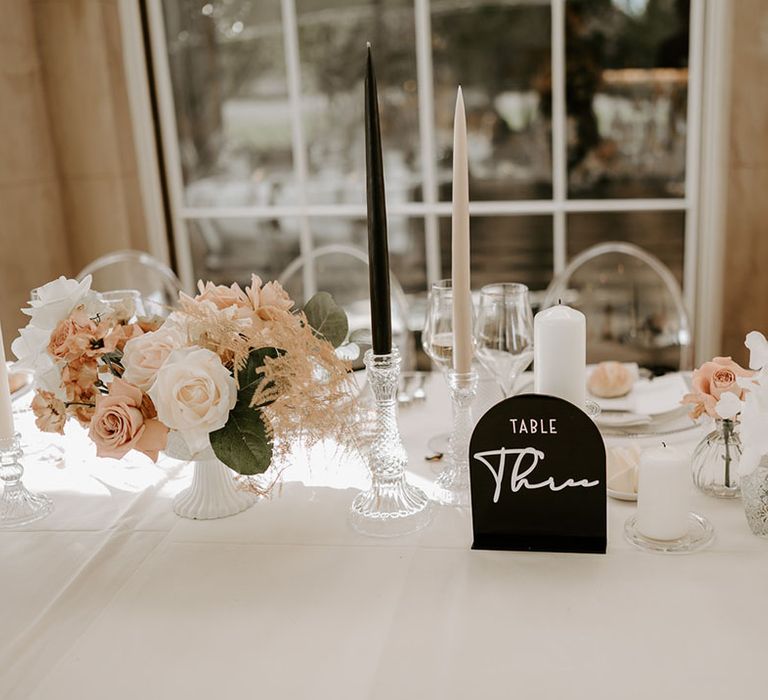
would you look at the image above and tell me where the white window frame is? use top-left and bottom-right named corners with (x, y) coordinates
top-left (130, 0), bottom-right (727, 362)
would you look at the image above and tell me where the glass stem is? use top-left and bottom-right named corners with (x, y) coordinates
top-left (723, 419), bottom-right (732, 489)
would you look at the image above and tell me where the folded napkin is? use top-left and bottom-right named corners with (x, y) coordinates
top-left (606, 444), bottom-right (642, 494)
top-left (593, 373), bottom-right (689, 416)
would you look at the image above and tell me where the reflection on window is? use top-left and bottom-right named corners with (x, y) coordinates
top-left (189, 216), bottom-right (426, 296)
top-left (440, 216), bottom-right (554, 292)
top-left (566, 210), bottom-right (685, 284)
top-left (566, 0), bottom-right (689, 198)
top-left (297, 0), bottom-right (420, 205)
top-left (433, 1), bottom-right (553, 200)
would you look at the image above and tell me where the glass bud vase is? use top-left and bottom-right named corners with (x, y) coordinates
top-left (742, 457), bottom-right (768, 537)
top-left (691, 418), bottom-right (742, 498)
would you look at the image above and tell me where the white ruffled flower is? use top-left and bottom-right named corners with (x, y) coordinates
top-left (745, 331), bottom-right (768, 371)
top-left (22, 275), bottom-right (94, 330)
top-left (730, 330), bottom-right (768, 476)
top-left (147, 346), bottom-right (236, 455)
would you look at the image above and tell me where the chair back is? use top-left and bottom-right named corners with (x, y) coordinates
top-left (278, 244), bottom-right (414, 368)
top-left (542, 242), bottom-right (692, 372)
top-left (77, 250), bottom-right (182, 310)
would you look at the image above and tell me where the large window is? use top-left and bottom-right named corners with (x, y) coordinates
top-left (150, 0), bottom-right (699, 311)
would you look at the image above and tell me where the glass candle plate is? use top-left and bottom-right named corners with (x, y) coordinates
top-left (624, 512), bottom-right (714, 554)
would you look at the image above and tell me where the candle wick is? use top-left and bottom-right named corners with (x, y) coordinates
top-left (662, 441), bottom-right (667, 448)
top-left (558, 298), bottom-right (562, 305)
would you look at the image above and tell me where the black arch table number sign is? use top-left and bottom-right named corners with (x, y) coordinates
top-left (468, 394), bottom-right (607, 554)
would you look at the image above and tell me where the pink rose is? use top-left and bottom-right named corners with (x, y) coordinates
top-left (682, 356), bottom-right (753, 419)
top-left (244, 274), bottom-right (263, 309)
top-left (245, 275), bottom-right (294, 320)
top-left (259, 281), bottom-right (294, 311)
top-left (89, 378), bottom-right (168, 461)
top-left (122, 327), bottom-right (184, 392)
top-left (47, 312), bottom-right (97, 362)
top-left (193, 280), bottom-right (250, 310)
top-left (31, 390), bottom-right (66, 434)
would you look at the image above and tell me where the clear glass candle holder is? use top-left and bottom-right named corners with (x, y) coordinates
top-left (434, 369), bottom-right (477, 507)
top-left (0, 433), bottom-right (54, 528)
top-left (349, 347), bottom-right (432, 537)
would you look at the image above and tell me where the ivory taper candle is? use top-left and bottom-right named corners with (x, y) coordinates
top-left (0, 323), bottom-right (16, 441)
top-left (451, 87), bottom-right (472, 374)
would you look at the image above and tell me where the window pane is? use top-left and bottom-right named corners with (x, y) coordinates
top-left (565, 0), bottom-right (689, 198)
top-left (188, 217), bottom-right (299, 285)
top-left (566, 210), bottom-right (685, 284)
top-left (440, 216), bottom-right (554, 292)
top-left (297, 0), bottom-right (420, 205)
top-left (432, 2), bottom-right (553, 201)
top-left (162, 2), bottom-right (294, 208)
top-left (187, 216), bottom-right (426, 295)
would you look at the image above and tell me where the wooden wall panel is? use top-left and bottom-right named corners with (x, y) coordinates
top-left (721, 0), bottom-right (768, 363)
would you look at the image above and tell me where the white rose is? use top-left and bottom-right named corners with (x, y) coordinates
top-left (22, 275), bottom-right (94, 330)
top-left (122, 327), bottom-right (184, 392)
top-left (148, 346), bottom-right (236, 455)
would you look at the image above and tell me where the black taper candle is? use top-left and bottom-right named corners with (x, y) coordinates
top-left (364, 44), bottom-right (393, 355)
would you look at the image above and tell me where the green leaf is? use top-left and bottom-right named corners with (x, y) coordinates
top-left (237, 347), bottom-right (282, 407)
top-left (210, 406), bottom-right (273, 475)
top-left (303, 292), bottom-right (349, 348)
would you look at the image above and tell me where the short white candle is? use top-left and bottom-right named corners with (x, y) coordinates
top-left (0, 323), bottom-right (16, 441)
top-left (636, 444), bottom-right (690, 541)
top-left (533, 304), bottom-right (586, 408)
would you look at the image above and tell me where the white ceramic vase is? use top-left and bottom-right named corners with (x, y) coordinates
top-left (173, 447), bottom-right (257, 520)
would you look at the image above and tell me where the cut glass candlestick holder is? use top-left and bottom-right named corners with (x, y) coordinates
top-left (350, 347), bottom-right (432, 537)
top-left (434, 369), bottom-right (477, 507)
top-left (0, 433), bottom-right (54, 528)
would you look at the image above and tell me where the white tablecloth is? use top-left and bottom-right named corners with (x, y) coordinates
top-left (0, 374), bottom-right (765, 699)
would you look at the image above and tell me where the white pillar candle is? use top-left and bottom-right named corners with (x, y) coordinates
top-left (636, 444), bottom-right (690, 540)
top-left (533, 304), bottom-right (586, 407)
top-left (451, 87), bottom-right (473, 374)
top-left (0, 323), bottom-right (16, 441)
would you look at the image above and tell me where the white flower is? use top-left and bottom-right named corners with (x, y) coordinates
top-left (745, 331), bottom-right (768, 371)
top-left (715, 392), bottom-right (742, 421)
top-left (739, 368), bottom-right (768, 476)
top-left (147, 346), bottom-right (236, 455)
top-left (11, 317), bottom-right (65, 398)
top-left (11, 325), bottom-right (51, 367)
top-left (22, 275), bottom-right (94, 330)
top-left (122, 327), bottom-right (184, 392)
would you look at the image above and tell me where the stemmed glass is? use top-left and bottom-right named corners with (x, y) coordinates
top-left (421, 280), bottom-right (458, 455)
top-left (474, 283), bottom-right (534, 398)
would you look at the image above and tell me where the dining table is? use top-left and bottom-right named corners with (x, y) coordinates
top-left (0, 371), bottom-right (765, 699)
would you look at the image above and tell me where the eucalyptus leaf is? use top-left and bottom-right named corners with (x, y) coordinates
top-left (237, 346), bottom-right (282, 408)
top-left (210, 406), bottom-right (273, 476)
top-left (303, 292), bottom-right (349, 348)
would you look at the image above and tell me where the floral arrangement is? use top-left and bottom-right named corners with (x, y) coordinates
top-left (681, 356), bottom-right (753, 420)
top-left (712, 332), bottom-right (768, 477)
top-left (13, 275), bottom-right (355, 477)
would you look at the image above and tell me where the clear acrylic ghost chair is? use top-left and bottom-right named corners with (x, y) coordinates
top-left (77, 250), bottom-right (182, 314)
top-left (278, 244), bottom-right (415, 369)
top-left (542, 242), bottom-right (692, 373)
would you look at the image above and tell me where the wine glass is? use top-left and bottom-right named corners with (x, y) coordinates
top-left (474, 283), bottom-right (534, 397)
top-left (422, 279), bottom-right (454, 372)
top-left (421, 280), bottom-right (457, 457)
